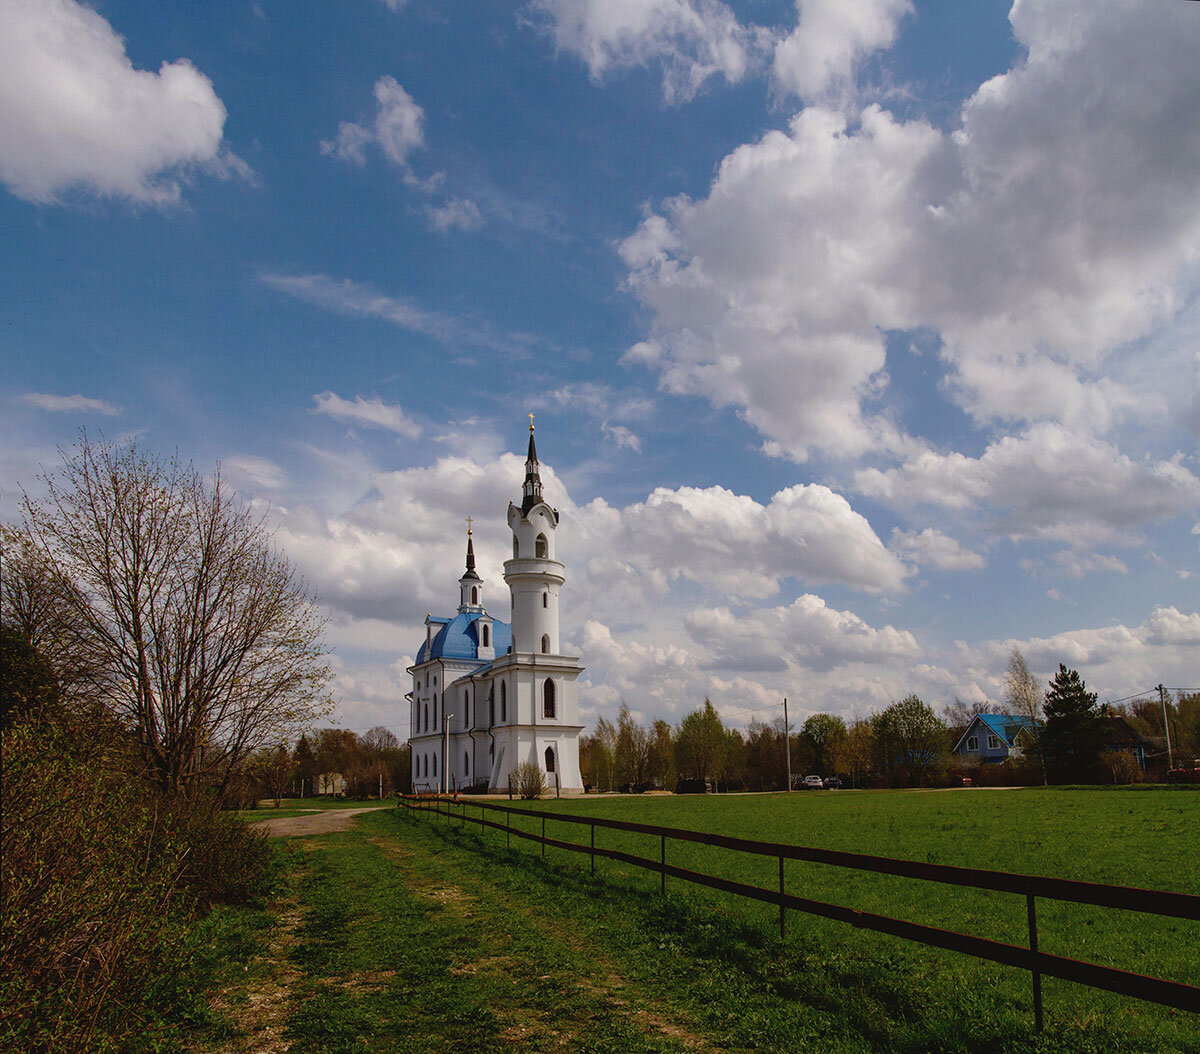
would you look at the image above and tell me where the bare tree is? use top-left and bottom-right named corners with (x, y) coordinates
top-left (1004, 646), bottom-right (1047, 785)
top-left (20, 436), bottom-right (331, 799)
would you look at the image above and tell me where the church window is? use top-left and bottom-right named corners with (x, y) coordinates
top-left (433, 696), bottom-right (438, 727)
top-left (541, 634), bottom-right (550, 654)
top-left (433, 755), bottom-right (437, 777)
top-left (482, 623), bottom-right (490, 647)
top-left (471, 586), bottom-right (478, 604)
top-left (535, 533), bottom-right (548, 558)
top-left (545, 747), bottom-right (556, 773)
top-left (543, 679), bottom-right (556, 719)
top-left (500, 680), bottom-right (507, 721)
top-left (542, 592), bottom-right (548, 608)
top-left (423, 704), bottom-right (428, 731)
top-left (488, 684), bottom-right (495, 725)
top-left (464, 752), bottom-right (469, 775)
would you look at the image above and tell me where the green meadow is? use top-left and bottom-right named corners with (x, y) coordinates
top-left (192, 788), bottom-right (1198, 1053)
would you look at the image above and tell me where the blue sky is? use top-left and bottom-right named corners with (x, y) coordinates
top-left (3, 0), bottom-right (1199, 738)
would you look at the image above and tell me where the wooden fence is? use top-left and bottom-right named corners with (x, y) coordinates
top-left (398, 794), bottom-right (1200, 1031)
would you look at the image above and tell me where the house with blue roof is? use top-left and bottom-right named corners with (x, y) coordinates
top-left (406, 421), bottom-right (584, 794)
top-left (952, 713), bottom-right (1038, 763)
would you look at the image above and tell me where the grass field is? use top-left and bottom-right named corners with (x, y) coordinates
top-left (192, 787), bottom-right (1198, 1053)
top-left (238, 799), bottom-right (395, 823)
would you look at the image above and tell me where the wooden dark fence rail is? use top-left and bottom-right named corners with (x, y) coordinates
top-left (398, 794), bottom-right (1200, 1030)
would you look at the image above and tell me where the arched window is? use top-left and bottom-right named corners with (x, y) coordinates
top-left (482, 624), bottom-right (490, 647)
top-left (543, 678), bottom-right (556, 719)
top-left (541, 634), bottom-right (550, 654)
top-left (422, 755), bottom-right (427, 778)
top-left (542, 592), bottom-right (548, 608)
top-left (433, 696), bottom-right (438, 727)
top-left (471, 586), bottom-right (478, 604)
top-left (545, 746), bottom-right (556, 773)
top-left (535, 533), bottom-right (548, 558)
top-left (464, 751), bottom-right (469, 775)
top-left (500, 680), bottom-right (507, 721)
top-left (423, 703), bottom-right (428, 731)
top-left (488, 684), bottom-right (495, 726)
top-left (433, 754), bottom-right (437, 777)
top-left (513, 537), bottom-right (519, 558)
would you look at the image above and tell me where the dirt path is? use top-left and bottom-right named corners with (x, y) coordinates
top-left (250, 806), bottom-right (386, 837)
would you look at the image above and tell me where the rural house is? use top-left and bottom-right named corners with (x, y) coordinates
top-left (952, 714), bottom-right (1038, 763)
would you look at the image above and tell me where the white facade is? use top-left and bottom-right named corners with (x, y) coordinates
top-left (406, 426), bottom-right (584, 793)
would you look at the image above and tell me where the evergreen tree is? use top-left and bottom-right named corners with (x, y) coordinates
top-left (1042, 665), bottom-right (1106, 782)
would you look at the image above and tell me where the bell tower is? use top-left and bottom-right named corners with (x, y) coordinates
top-left (505, 416), bottom-right (564, 655)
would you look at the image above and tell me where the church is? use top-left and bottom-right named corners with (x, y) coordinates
top-left (407, 422), bottom-right (584, 793)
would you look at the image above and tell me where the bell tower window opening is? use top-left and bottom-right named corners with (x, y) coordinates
top-left (543, 678), bottom-right (556, 719)
top-left (471, 586), bottom-right (478, 605)
top-left (482, 623), bottom-right (490, 647)
top-left (545, 747), bottom-right (556, 773)
top-left (541, 634), bottom-right (550, 654)
top-left (535, 533), bottom-right (548, 558)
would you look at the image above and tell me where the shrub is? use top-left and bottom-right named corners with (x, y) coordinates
top-left (1099, 750), bottom-right (1144, 785)
top-left (513, 761), bottom-right (546, 799)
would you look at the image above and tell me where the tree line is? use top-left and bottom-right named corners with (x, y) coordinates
top-left (581, 653), bottom-right (1199, 792)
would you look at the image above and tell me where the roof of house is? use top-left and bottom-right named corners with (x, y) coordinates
top-left (953, 713), bottom-right (1037, 752)
top-left (416, 611), bottom-right (511, 664)
top-left (1105, 714), bottom-right (1150, 746)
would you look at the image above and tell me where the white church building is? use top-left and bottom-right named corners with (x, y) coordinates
top-left (407, 423), bottom-right (584, 793)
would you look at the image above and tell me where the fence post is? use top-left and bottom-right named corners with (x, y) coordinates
top-left (661, 833), bottom-right (666, 894)
top-left (779, 855), bottom-right (786, 941)
top-left (1027, 893), bottom-right (1044, 1033)
top-left (590, 823), bottom-right (595, 875)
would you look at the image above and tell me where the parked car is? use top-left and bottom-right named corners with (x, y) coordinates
top-left (822, 777), bottom-right (842, 789)
top-left (802, 775), bottom-right (824, 789)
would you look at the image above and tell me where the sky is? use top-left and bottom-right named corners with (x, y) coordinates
top-left (2, 0), bottom-right (1199, 741)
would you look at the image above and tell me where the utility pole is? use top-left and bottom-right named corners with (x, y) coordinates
top-left (784, 697), bottom-right (792, 792)
top-left (1159, 685), bottom-right (1174, 770)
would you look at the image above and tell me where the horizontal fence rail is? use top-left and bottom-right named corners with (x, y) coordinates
top-left (398, 794), bottom-right (1200, 1028)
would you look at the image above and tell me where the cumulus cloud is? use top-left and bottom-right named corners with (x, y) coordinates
top-left (321, 76), bottom-right (424, 168)
top-left (529, 0), bottom-right (767, 103)
top-left (772, 0), bottom-right (911, 101)
top-left (621, 1), bottom-right (1200, 459)
top-left (888, 527), bottom-right (983, 572)
top-left (22, 392), bottom-right (120, 415)
top-left (313, 392), bottom-right (422, 439)
top-left (0, 0), bottom-right (240, 204)
top-left (685, 594), bottom-right (919, 673)
top-left (856, 424), bottom-right (1200, 544)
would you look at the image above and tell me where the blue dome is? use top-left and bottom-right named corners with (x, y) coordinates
top-left (416, 612), bottom-right (511, 663)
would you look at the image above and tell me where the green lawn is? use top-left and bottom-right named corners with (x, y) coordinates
top-left (193, 789), bottom-right (1198, 1053)
top-left (237, 799), bottom-right (395, 823)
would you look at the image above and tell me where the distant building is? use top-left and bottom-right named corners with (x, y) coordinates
top-left (952, 713), bottom-right (1038, 763)
top-left (406, 423), bottom-right (584, 792)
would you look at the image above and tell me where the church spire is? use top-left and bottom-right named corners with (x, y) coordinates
top-left (461, 519), bottom-right (479, 581)
top-left (521, 413), bottom-right (543, 514)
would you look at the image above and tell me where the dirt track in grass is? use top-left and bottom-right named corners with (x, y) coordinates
top-left (249, 807), bottom-right (382, 837)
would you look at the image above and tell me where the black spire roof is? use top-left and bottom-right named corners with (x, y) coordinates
top-left (521, 417), bottom-right (543, 514)
top-left (461, 527), bottom-right (480, 581)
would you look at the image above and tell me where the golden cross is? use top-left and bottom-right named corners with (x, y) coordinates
top-left (466, 515), bottom-right (473, 535)
top-left (529, 411), bottom-right (535, 432)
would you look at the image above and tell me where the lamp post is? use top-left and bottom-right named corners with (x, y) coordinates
top-left (442, 712), bottom-right (454, 795)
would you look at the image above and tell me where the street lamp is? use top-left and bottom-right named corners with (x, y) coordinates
top-left (442, 712), bottom-right (455, 795)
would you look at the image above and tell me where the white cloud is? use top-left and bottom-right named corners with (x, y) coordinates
top-left (0, 0), bottom-right (238, 204)
top-left (602, 423), bottom-right (642, 452)
top-left (684, 594), bottom-right (919, 673)
top-left (223, 455), bottom-right (288, 491)
top-left (427, 197), bottom-right (483, 231)
top-left (856, 424), bottom-right (1200, 544)
top-left (22, 392), bottom-right (120, 415)
top-left (772, 0), bottom-right (911, 101)
top-left (260, 272), bottom-right (528, 355)
top-left (1051, 550), bottom-right (1127, 580)
top-left (321, 76), bottom-right (424, 168)
top-left (529, 0), bottom-right (767, 104)
top-left (313, 392), bottom-right (422, 439)
top-left (889, 527), bottom-right (984, 572)
top-left (621, 1), bottom-right (1200, 459)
